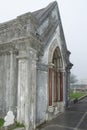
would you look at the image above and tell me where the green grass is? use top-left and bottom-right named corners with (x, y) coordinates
top-left (70, 92), bottom-right (86, 100)
top-left (0, 119), bottom-right (25, 129)
top-left (0, 118), bottom-right (5, 127)
top-left (15, 122), bottom-right (25, 128)
top-left (11, 122), bottom-right (25, 130)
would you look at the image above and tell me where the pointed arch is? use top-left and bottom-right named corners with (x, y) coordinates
top-left (48, 40), bottom-right (63, 106)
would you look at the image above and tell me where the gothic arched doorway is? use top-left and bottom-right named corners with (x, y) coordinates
top-left (49, 47), bottom-right (63, 107)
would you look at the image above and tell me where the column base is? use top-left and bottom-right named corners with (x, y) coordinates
top-left (57, 102), bottom-right (65, 112)
top-left (48, 106), bottom-right (54, 113)
top-left (54, 106), bottom-right (59, 115)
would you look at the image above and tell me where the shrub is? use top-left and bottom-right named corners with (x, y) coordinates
top-left (0, 118), bottom-right (5, 127)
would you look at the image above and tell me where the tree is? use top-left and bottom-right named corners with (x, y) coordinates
top-left (70, 73), bottom-right (78, 84)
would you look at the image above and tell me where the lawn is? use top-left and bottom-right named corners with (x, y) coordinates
top-left (70, 92), bottom-right (86, 100)
top-left (0, 118), bottom-right (4, 127)
top-left (0, 119), bottom-right (25, 129)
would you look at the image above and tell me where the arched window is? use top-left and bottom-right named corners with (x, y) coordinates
top-left (49, 47), bottom-right (63, 106)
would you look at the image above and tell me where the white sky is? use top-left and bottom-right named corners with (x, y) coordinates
top-left (0, 0), bottom-right (87, 80)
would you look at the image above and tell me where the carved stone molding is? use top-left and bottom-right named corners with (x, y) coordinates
top-left (0, 44), bottom-right (18, 56)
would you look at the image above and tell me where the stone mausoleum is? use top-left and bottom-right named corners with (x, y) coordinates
top-left (0, 1), bottom-right (73, 130)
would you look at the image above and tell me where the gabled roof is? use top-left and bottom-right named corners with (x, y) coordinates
top-left (32, 1), bottom-right (57, 23)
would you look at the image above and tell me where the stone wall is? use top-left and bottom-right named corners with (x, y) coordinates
top-left (36, 65), bottom-right (48, 125)
top-left (0, 13), bottom-right (37, 44)
top-left (0, 2), bottom-right (72, 130)
top-left (0, 49), bottom-right (18, 117)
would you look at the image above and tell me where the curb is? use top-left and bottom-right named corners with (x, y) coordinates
top-left (70, 94), bottom-right (87, 105)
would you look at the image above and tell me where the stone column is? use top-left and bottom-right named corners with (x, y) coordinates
top-left (29, 58), bottom-right (37, 130)
top-left (67, 69), bottom-right (71, 106)
top-left (26, 48), bottom-right (37, 130)
top-left (9, 51), bottom-right (14, 110)
top-left (5, 51), bottom-right (15, 112)
top-left (48, 63), bottom-right (55, 113)
top-left (17, 57), bottom-right (29, 125)
top-left (49, 65), bottom-right (53, 106)
top-left (60, 72), bottom-right (63, 101)
top-left (17, 48), bottom-right (37, 130)
top-left (56, 71), bottom-right (58, 102)
top-left (62, 70), bottom-right (66, 107)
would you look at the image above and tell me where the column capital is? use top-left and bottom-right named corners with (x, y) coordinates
top-left (49, 63), bottom-right (54, 68)
top-left (57, 68), bottom-right (65, 72)
top-left (16, 55), bottom-right (28, 60)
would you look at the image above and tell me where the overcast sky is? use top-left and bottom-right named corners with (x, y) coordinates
top-left (0, 0), bottom-right (87, 80)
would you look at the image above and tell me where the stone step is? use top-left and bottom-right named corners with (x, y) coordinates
top-left (13, 128), bottom-right (25, 130)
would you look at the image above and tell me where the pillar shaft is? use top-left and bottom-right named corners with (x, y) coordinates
top-left (56, 71), bottom-right (58, 102)
top-left (60, 72), bottom-right (63, 101)
top-left (49, 67), bottom-right (53, 106)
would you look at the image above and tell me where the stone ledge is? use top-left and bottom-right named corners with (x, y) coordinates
top-left (0, 124), bottom-right (15, 130)
top-left (70, 94), bottom-right (87, 105)
top-left (13, 128), bottom-right (25, 130)
top-left (0, 127), bottom-right (25, 130)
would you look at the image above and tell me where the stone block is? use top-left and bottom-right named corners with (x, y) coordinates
top-left (4, 111), bottom-right (15, 127)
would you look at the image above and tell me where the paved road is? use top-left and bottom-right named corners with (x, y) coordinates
top-left (38, 97), bottom-right (87, 130)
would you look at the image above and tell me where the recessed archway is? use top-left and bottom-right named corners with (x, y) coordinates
top-left (48, 47), bottom-right (63, 106)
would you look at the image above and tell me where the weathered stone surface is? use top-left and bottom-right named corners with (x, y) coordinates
top-left (4, 111), bottom-right (15, 126)
top-left (0, 1), bottom-right (72, 130)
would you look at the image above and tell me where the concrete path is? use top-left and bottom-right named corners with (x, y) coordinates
top-left (38, 97), bottom-right (87, 130)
